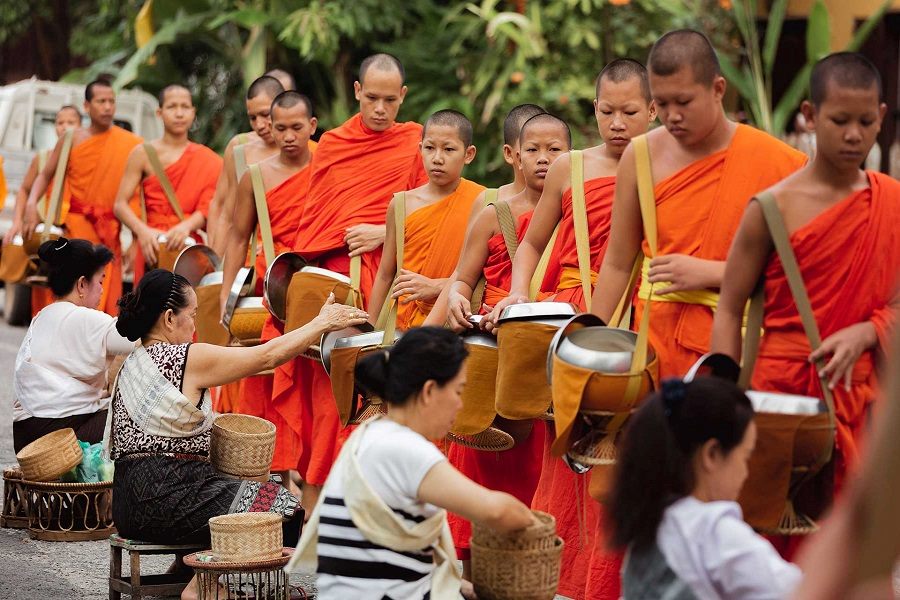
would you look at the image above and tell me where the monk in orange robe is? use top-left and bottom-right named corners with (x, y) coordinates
top-left (113, 85), bottom-right (222, 284)
top-left (591, 31), bottom-right (806, 383)
top-left (713, 53), bottom-right (900, 492)
top-left (219, 91), bottom-right (318, 488)
top-left (24, 79), bottom-right (142, 316)
top-left (367, 110), bottom-right (484, 331)
top-left (271, 54), bottom-right (427, 512)
top-left (439, 113), bottom-right (571, 583)
top-left (4, 106), bottom-right (81, 315)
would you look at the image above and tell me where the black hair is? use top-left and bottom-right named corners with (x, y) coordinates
top-left (648, 29), bottom-right (721, 86)
top-left (57, 105), bottom-right (82, 120)
top-left (606, 377), bottom-right (754, 551)
top-left (596, 58), bottom-right (651, 103)
top-left (810, 52), bottom-right (882, 107)
top-left (355, 327), bottom-right (468, 406)
top-left (37, 237), bottom-right (113, 297)
top-left (358, 53), bottom-right (406, 85)
top-left (270, 90), bottom-right (315, 119)
top-left (157, 84), bottom-right (193, 107)
top-left (503, 103), bottom-right (546, 146)
top-left (519, 112), bottom-right (572, 148)
top-left (116, 269), bottom-right (192, 342)
top-left (85, 78), bottom-right (113, 102)
top-left (246, 75), bottom-right (285, 101)
top-left (424, 109), bottom-right (474, 147)
top-left (265, 68), bottom-right (296, 91)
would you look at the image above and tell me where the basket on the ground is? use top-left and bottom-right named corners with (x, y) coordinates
top-left (209, 512), bottom-right (283, 562)
top-left (210, 414), bottom-right (276, 478)
top-left (23, 479), bottom-right (114, 541)
top-left (471, 510), bottom-right (563, 600)
top-left (2, 467), bottom-right (28, 528)
top-left (16, 428), bottom-right (83, 482)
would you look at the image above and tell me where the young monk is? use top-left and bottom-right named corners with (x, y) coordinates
top-left (4, 106), bottom-right (81, 315)
top-left (711, 52), bottom-right (900, 490)
top-left (219, 91), bottom-right (319, 490)
top-left (272, 53), bottom-right (427, 513)
top-left (590, 30), bottom-right (807, 379)
top-left (112, 85), bottom-right (223, 282)
top-left (24, 79), bottom-right (142, 316)
top-left (441, 113), bottom-right (571, 581)
top-left (366, 109), bottom-right (484, 331)
top-left (264, 68), bottom-right (296, 91)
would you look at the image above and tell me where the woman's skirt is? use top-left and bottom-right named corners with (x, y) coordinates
top-left (112, 454), bottom-right (298, 545)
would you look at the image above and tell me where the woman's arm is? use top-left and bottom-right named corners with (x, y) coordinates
top-left (418, 461), bottom-right (534, 533)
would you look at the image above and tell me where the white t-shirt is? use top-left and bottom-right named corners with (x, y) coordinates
top-left (657, 496), bottom-right (802, 599)
top-left (13, 302), bottom-right (133, 421)
top-left (315, 418), bottom-right (448, 600)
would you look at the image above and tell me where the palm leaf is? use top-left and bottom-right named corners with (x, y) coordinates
top-left (762, 0), bottom-right (788, 74)
top-left (115, 11), bottom-right (211, 88)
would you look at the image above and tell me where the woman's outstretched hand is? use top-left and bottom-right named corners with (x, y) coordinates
top-left (315, 293), bottom-right (369, 331)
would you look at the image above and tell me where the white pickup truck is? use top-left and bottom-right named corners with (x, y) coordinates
top-left (0, 78), bottom-right (162, 324)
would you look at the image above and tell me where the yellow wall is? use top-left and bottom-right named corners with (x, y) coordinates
top-left (760, 1), bottom-right (900, 49)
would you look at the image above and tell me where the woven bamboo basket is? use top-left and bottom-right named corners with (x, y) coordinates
top-left (16, 428), bottom-right (83, 482)
top-left (471, 511), bottom-right (562, 600)
top-left (209, 512), bottom-right (283, 562)
top-left (229, 306), bottom-right (268, 346)
top-left (210, 415), bottom-right (276, 478)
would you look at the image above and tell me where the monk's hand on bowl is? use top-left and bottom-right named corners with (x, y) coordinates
top-left (392, 270), bottom-right (441, 304)
top-left (488, 293), bottom-right (527, 325)
top-left (445, 289), bottom-right (473, 332)
top-left (137, 226), bottom-right (164, 264)
top-left (3, 219), bottom-right (21, 246)
top-left (344, 223), bottom-right (386, 257)
top-left (316, 293), bottom-right (369, 330)
top-left (165, 222), bottom-right (192, 250)
top-left (810, 321), bottom-right (877, 392)
top-left (648, 254), bottom-right (719, 295)
top-left (22, 202), bottom-right (40, 240)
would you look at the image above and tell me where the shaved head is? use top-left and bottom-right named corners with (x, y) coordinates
top-left (648, 29), bottom-right (721, 86)
top-left (597, 59), bottom-right (651, 102)
top-left (810, 52), bottom-right (882, 107)
top-left (57, 105), bottom-right (81, 120)
top-left (358, 53), bottom-right (405, 85)
top-left (247, 75), bottom-right (284, 101)
top-left (265, 68), bottom-right (296, 91)
top-left (270, 90), bottom-right (314, 119)
top-left (520, 113), bottom-right (572, 148)
top-left (503, 103), bottom-right (546, 146)
top-left (424, 109), bottom-right (474, 147)
top-left (85, 78), bottom-right (113, 102)
top-left (158, 84), bottom-right (192, 106)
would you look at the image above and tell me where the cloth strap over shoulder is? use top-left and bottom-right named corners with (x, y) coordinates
top-left (44, 129), bottom-right (74, 229)
top-left (469, 188), bottom-right (498, 313)
top-left (248, 163), bottom-right (276, 269)
top-left (570, 149), bottom-right (592, 311)
top-left (378, 192), bottom-right (406, 345)
top-left (141, 142), bottom-right (185, 221)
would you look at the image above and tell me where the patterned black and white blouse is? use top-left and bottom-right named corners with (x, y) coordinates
top-left (110, 342), bottom-right (210, 460)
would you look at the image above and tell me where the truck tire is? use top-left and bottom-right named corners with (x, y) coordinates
top-left (3, 282), bottom-right (32, 326)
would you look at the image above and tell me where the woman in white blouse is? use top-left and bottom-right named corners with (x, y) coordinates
top-left (13, 237), bottom-right (133, 452)
top-left (608, 377), bottom-right (802, 600)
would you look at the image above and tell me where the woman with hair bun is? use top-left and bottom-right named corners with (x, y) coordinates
top-left (289, 327), bottom-right (536, 600)
top-left (12, 237), bottom-right (133, 452)
top-left (608, 377), bottom-right (802, 599)
top-left (106, 268), bottom-right (367, 599)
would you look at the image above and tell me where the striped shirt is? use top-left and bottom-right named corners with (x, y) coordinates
top-left (315, 418), bottom-right (453, 599)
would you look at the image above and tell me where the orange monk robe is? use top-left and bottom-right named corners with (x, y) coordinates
top-left (271, 113), bottom-right (426, 486)
top-left (448, 209), bottom-right (546, 559)
top-left (396, 178), bottom-right (484, 330)
top-left (547, 177), bottom-right (615, 310)
top-left (133, 143), bottom-right (222, 283)
top-left (233, 167), bottom-right (312, 472)
top-left (753, 171), bottom-right (900, 488)
top-left (0, 155), bottom-right (7, 210)
top-left (637, 124), bottom-right (806, 379)
top-left (63, 126), bottom-right (142, 315)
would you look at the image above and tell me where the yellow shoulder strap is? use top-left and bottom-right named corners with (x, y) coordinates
top-left (143, 142), bottom-right (185, 220)
top-left (248, 164), bottom-right (276, 269)
top-left (44, 129), bottom-right (74, 231)
top-left (380, 192), bottom-right (406, 345)
top-left (569, 149), bottom-right (592, 310)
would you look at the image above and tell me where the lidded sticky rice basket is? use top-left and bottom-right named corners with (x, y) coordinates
top-left (16, 428), bottom-right (83, 482)
top-left (209, 512), bottom-right (283, 562)
top-left (471, 510), bottom-right (563, 600)
top-left (210, 414), bottom-right (275, 478)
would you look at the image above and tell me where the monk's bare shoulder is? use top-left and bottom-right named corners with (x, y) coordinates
top-left (473, 203), bottom-right (501, 237)
top-left (582, 144), bottom-right (618, 179)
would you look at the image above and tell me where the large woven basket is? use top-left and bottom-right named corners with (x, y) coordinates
top-left (16, 428), bottom-right (83, 482)
top-left (471, 511), bottom-right (562, 600)
top-left (209, 512), bottom-right (283, 562)
top-left (210, 415), bottom-right (276, 478)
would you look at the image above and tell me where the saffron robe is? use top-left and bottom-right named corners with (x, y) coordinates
top-left (752, 171), bottom-right (900, 486)
top-left (133, 142), bottom-right (223, 282)
top-left (396, 178), bottom-right (484, 330)
top-left (550, 177), bottom-right (616, 308)
top-left (448, 209), bottom-right (545, 558)
top-left (271, 113), bottom-right (426, 486)
top-left (64, 126), bottom-right (142, 315)
top-left (235, 167), bottom-right (312, 472)
top-left (636, 124), bottom-right (806, 378)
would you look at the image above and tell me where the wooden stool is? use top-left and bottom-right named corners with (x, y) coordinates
top-left (183, 548), bottom-right (310, 599)
top-left (24, 479), bottom-right (115, 541)
top-left (109, 534), bottom-right (204, 599)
